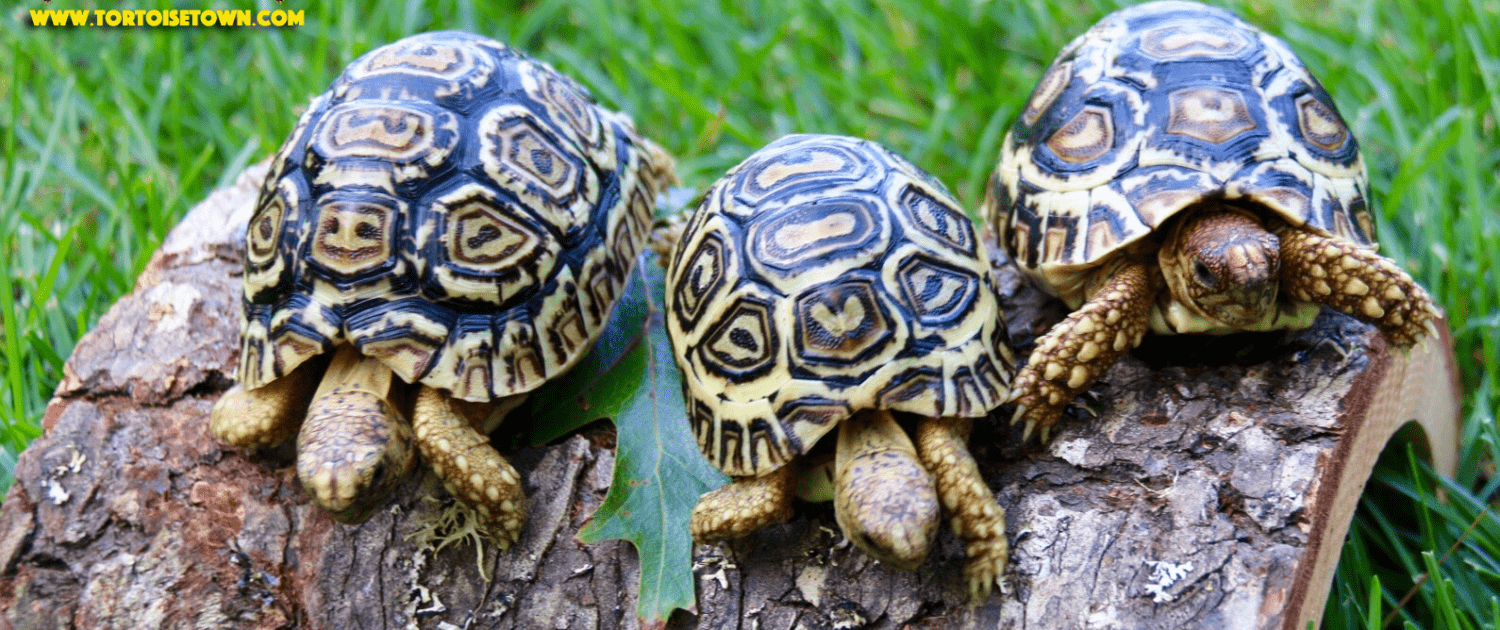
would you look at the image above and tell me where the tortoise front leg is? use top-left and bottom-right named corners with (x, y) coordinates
top-left (210, 359), bottom-right (323, 449)
top-left (1010, 260), bottom-right (1156, 441)
top-left (1279, 229), bottom-right (1442, 349)
top-left (690, 464), bottom-right (797, 542)
top-left (916, 415), bottom-right (1008, 602)
top-left (412, 386), bottom-right (528, 549)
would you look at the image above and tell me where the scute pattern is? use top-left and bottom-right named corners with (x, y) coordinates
top-left (239, 31), bottom-right (676, 401)
top-left (668, 134), bottom-right (1013, 477)
top-left (307, 101), bottom-right (461, 191)
top-left (901, 184), bottom-right (978, 256)
top-left (333, 31), bottom-right (512, 105)
top-left (748, 198), bottom-right (888, 278)
top-left (520, 61), bottom-right (616, 170)
top-left (792, 276), bottom-right (899, 367)
top-left (307, 191), bottom-right (402, 279)
top-left (729, 139), bottom-right (880, 211)
top-left (699, 292), bottom-right (779, 380)
top-left (987, 0), bottom-right (1373, 308)
top-left (428, 182), bottom-right (556, 305)
top-left (478, 105), bottom-right (598, 235)
top-left (892, 252), bottom-right (982, 326)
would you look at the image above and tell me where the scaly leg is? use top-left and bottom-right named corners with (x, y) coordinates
top-left (690, 464), bottom-right (797, 543)
top-left (1011, 260), bottom-right (1155, 441)
top-left (1279, 230), bottom-right (1442, 349)
top-left (412, 386), bottom-right (528, 549)
top-left (210, 359), bottom-right (322, 449)
top-left (916, 416), bottom-right (1007, 602)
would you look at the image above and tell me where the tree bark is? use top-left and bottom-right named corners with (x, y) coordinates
top-left (0, 162), bottom-right (1462, 630)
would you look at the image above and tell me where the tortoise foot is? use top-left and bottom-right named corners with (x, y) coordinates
top-left (1280, 230), bottom-right (1443, 349)
top-left (413, 386), bottom-right (528, 549)
top-left (1010, 261), bottom-right (1153, 442)
top-left (917, 416), bottom-right (1008, 601)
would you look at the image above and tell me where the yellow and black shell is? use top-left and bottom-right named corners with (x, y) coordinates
top-left (987, 0), bottom-right (1373, 308)
top-left (239, 31), bottom-right (674, 401)
top-left (667, 134), bottom-right (1013, 478)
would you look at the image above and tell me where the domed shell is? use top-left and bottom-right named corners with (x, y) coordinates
top-left (986, 0), bottom-right (1376, 307)
top-left (667, 134), bottom-right (1013, 478)
top-left (239, 31), bottom-right (676, 401)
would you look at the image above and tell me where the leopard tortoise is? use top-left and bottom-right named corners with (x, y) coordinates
top-left (667, 133), bottom-right (1014, 599)
top-left (210, 31), bottom-right (676, 546)
top-left (985, 1), bottom-right (1443, 440)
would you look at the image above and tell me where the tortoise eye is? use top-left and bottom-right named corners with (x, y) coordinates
top-left (1193, 259), bottom-right (1217, 288)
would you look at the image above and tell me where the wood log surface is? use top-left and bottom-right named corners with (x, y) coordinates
top-left (0, 162), bottom-right (1462, 630)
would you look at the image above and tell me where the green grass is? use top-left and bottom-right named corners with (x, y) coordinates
top-left (2, 0), bottom-right (1496, 626)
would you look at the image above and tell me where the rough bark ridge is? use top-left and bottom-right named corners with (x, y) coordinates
top-left (0, 164), bottom-right (1461, 630)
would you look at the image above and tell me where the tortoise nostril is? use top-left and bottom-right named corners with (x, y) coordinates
top-left (1193, 259), bottom-right (1216, 288)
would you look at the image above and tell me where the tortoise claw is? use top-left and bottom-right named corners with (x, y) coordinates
top-left (962, 538), bottom-right (1007, 603)
top-left (1279, 230), bottom-right (1445, 351)
top-left (1007, 260), bottom-right (1152, 445)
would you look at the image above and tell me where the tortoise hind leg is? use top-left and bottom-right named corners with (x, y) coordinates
top-left (916, 416), bottom-right (1008, 602)
top-left (1279, 230), bottom-right (1442, 349)
top-left (690, 464), bottom-right (796, 543)
top-left (1010, 259), bottom-right (1156, 441)
top-left (412, 386), bottom-right (528, 549)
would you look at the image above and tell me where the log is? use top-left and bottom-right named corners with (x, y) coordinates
top-left (0, 163), bottom-right (1461, 630)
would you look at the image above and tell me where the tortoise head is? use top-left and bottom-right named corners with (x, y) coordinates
top-left (1160, 204), bottom-right (1281, 328)
top-left (296, 386), bottom-right (416, 524)
top-left (833, 409), bottom-right (939, 571)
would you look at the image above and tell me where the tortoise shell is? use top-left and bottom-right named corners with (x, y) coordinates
top-left (666, 134), bottom-right (1013, 478)
top-left (239, 31), bottom-right (675, 401)
top-left (986, 0), bottom-right (1375, 308)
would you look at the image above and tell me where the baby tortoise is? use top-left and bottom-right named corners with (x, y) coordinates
top-left (667, 134), bottom-right (1014, 599)
top-left (984, 1), bottom-right (1442, 440)
top-left (210, 31), bottom-right (676, 547)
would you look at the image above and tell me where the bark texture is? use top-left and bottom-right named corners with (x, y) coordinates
top-left (0, 163), bottom-right (1462, 630)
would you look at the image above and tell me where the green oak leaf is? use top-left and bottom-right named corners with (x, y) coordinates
top-left (528, 257), bottom-right (651, 445)
top-left (529, 186), bottom-right (699, 443)
top-left (529, 252), bottom-right (729, 627)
